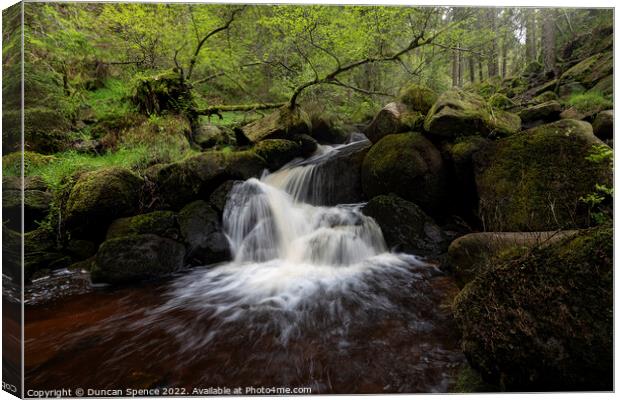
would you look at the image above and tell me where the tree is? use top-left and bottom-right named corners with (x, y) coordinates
top-left (541, 8), bottom-right (557, 76)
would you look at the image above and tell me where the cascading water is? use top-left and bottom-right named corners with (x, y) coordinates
top-left (24, 137), bottom-right (465, 393)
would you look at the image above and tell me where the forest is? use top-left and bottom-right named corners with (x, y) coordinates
top-left (2, 3), bottom-right (614, 395)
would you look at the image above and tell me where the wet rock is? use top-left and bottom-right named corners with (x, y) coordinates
top-left (310, 115), bottom-right (349, 144)
top-left (291, 134), bottom-right (319, 157)
top-left (106, 211), bottom-right (179, 241)
top-left (362, 133), bottom-right (447, 214)
top-left (592, 110), bottom-right (613, 140)
top-left (448, 230), bottom-right (578, 287)
top-left (252, 139), bottom-right (303, 171)
top-left (424, 89), bottom-right (521, 138)
top-left (453, 225), bottom-right (612, 391)
top-left (362, 194), bottom-right (447, 256)
top-left (237, 106), bottom-right (311, 144)
top-left (474, 119), bottom-right (612, 231)
top-left (3, 176), bottom-right (53, 232)
top-left (64, 167), bottom-right (144, 241)
top-left (364, 102), bottom-right (423, 144)
top-left (208, 180), bottom-right (240, 215)
top-left (92, 234), bottom-right (186, 284)
top-left (152, 150), bottom-right (266, 209)
top-left (178, 200), bottom-right (230, 266)
top-left (518, 100), bottom-right (561, 127)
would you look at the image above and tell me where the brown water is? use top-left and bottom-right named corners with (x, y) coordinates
top-left (24, 265), bottom-right (464, 394)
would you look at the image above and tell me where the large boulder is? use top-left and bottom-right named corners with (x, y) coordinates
top-left (364, 102), bottom-right (423, 144)
top-left (362, 133), bottom-right (447, 213)
top-left (453, 225), bottom-right (612, 391)
top-left (178, 200), bottom-right (229, 266)
top-left (448, 230), bottom-right (578, 287)
top-left (3, 176), bottom-right (53, 232)
top-left (474, 119), bottom-right (612, 231)
top-left (424, 89), bottom-right (521, 138)
top-left (518, 100), bottom-right (562, 127)
top-left (92, 234), bottom-right (185, 284)
top-left (398, 83), bottom-right (438, 114)
top-left (64, 168), bottom-right (144, 240)
top-left (193, 123), bottom-right (236, 149)
top-left (106, 211), bottom-right (179, 241)
top-left (362, 194), bottom-right (447, 256)
top-left (152, 150), bottom-right (266, 209)
top-left (592, 110), bottom-right (613, 141)
top-left (237, 106), bottom-right (311, 144)
top-left (252, 139), bottom-right (303, 171)
top-left (558, 51), bottom-right (613, 90)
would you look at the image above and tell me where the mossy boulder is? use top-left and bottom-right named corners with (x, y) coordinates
top-left (152, 150), bottom-right (266, 209)
top-left (364, 102), bottom-right (423, 144)
top-left (106, 211), bottom-right (179, 241)
top-left (453, 225), bottom-right (612, 390)
top-left (488, 93), bottom-right (514, 110)
top-left (92, 234), bottom-right (186, 284)
top-left (362, 194), bottom-right (447, 256)
top-left (361, 133), bottom-right (447, 213)
top-left (64, 167), bottom-right (144, 240)
top-left (3, 151), bottom-right (54, 176)
top-left (558, 51), bottom-right (613, 90)
top-left (178, 200), bottom-right (229, 266)
top-left (446, 136), bottom-right (490, 216)
top-left (532, 91), bottom-right (559, 104)
top-left (474, 119), bottom-right (612, 231)
top-left (518, 100), bottom-right (562, 127)
top-left (309, 114), bottom-right (350, 144)
top-left (424, 89), bottom-right (520, 138)
top-left (448, 230), bottom-right (578, 288)
top-left (193, 123), bottom-right (236, 149)
top-left (592, 110), bottom-right (613, 141)
top-left (398, 83), bottom-right (438, 114)
top-left (252, 139), bottom-right (303, 171)
top-left (237, 106), bottom-right (311, 144)
top-left (589, 75), bottom-right (612, 96)
top-left (3, 176), bottom-right (53, 232)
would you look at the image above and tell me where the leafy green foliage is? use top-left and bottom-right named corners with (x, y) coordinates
top-left (581, 144), bottom-right (613, 225)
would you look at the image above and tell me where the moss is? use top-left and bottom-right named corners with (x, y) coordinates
top-left (565, 91), bottom-right (612, 115)
top-left (559, 52), bottom-right (613, 89)
top-left (106, 211), bottom-right (178, 240)
top-left (488, 93), bottom-right (514, 110)
top-left (523, 61), bottom-right (543, 76)
top-left (533, 91), bottom-right (559, 104)
top-left (2, 107), bottom-right (71, 154)
top-left (397, 83), bottom-right (438, 114)
top-left (238, 106), bottom-right (311, 144)
top-left (132, 69), bottom-right (194, 115)
top-left (361, 132), bottom-right (446, 213)
top-left (453, 225), bottom-right (612, 390)
top-left (252, 139), bottom-right (303, 171)
top-left (474, 119), bottom-right (612, 231)
top-left (64, 167), bottom-right (144, 240)
top-left (453, 364), bottom-right (498, 393)
top-left (518, 100), bottom-right (562, 123)
top-left (3, 151), bottom-right (55, 176)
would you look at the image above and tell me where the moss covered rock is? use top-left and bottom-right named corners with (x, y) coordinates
top-left (518, 100), bottom-right (562, 127)
top-left (3, 176), bottom-right (53, 232)
top-left (24, 227), bottom-right (70, 282)
top-left (592, 110), bottom-right (613, 141)
top-left (252, 139), bottom-right (303, 171)
top-left (4, 107), bottom-right (71, 154)
top-left (178, 200), bottom-right (229, 266)
top-left (398, 83), bottom-right (438, 114)
top-left (448, 230), bottom-right (578, 288)
top-left (424, 89), bottom-right (520, 138)
top-left (92, 234), bottom-right (185, 284)
top-left (64, 167), bottom-right (144, 240)
top-left (193, 123), bottom-right (236, 149)
top-left (362, 194), bottom-right (447, 256)
top-left (532, 91), bottom-right (559, 104)
top-left (106, 211), bottom-right (179, 240)
top-left (558, 51), bottom-right (613, 90)
top-left (474, 119), bottom-right (612, 231)
top-left (237, 106), bottom-right (311, 144)
top-left (152, 150), bottom-right (266, 209)
top-left (488, 93), bottom-right (514, 110)
top-left (364, 102), bottom-right (423, 144)
top-left (309, 114), bottom-right (350, 144)
top-left (361, 133), bottom-right (447, 213)
top-left (453, 225), bottom-right (612, 390)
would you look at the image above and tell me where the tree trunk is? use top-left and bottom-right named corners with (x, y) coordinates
top-left (541, 9), bottom-right (557, 76)
top-left (525, 9), bottom-right (537, 63)
top-left (487, 8), bottom-right (499, 78)
top-left (468, 56), bottom-right (475, 83)
top-left (452, 48), bottom-right (459, 87)
top-left (478, 58), bottom-right (484, 81)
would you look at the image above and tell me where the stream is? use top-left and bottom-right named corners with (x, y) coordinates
top-left (24, 138), bottom-right (465, 394)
